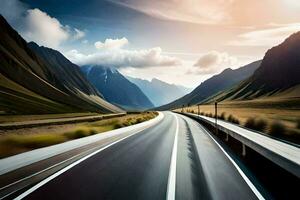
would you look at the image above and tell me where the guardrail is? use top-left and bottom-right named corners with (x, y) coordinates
top-left (178, 112), bottom-right (300, 178)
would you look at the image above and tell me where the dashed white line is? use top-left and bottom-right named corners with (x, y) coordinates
top-left (166, 113), bottom-right (179, 200)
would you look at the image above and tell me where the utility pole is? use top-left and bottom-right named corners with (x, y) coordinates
top-left (215, 101), bottom-right (218, 134)
top-left (197, 104), bottom-right (200, 119)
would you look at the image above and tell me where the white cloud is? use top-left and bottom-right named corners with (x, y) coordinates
top-left (94, 37), bottom-right (129, 50)
top-left (191, 51), bottom-right (237, 74)
top-left (73, 28), bottom-right (85, 40)
top-left (110, 0), bottom-right (234, 24)
top-left (227, 23), bottom-right (300, 47)
top-left (23, 9), bottom-right (69, 48)
top-left (65, 47), bottom-right (182, 68)
top-left (0, 1), bottom-right (85, 48)
top-left (0, 0), bottom-right (27, 23)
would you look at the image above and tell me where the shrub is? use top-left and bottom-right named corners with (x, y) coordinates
top-left (122, 121), bottom-right (131, 126)
top-left (136, 117), bottom-right (144, 123)
top-left (297, 119), bottom-right (300, 129)
top-left (208, 113), bottom-right (213, 118)
top-left (244, 118), bottom-right (256, 129)
top-left (244, 118), bottom-right (267, 132)
top-left (227, 114), bottom-right (240, 125)
top-left (218, 112), bottom-right (226, 120)
top-left (255, 119), bottom-right (267, 132)
top-left (64, 128), bottom-right (94, 139)
top-left (269, 121), bottom-right (286, 136)
top-left (114, 123), bottom-right (124, 128)
top-left (232, 118), bottom-right (240, 125)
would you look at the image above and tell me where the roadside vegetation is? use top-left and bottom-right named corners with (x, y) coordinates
top-left (244, 118), bottom-right (267, 132)
top-left (0, 112), bottom-right (99, 124)
top-left (0, 112), bottom-right (158, 158)
top-left (180, 100), bottom-right (300, 143)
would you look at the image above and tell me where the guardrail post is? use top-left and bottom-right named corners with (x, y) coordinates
top-left (226, 133), bottom-right (229, 141)
top-left (242, 144), bottom-right (246, 156)
top-left (215, 101), bottom-right (218, 134)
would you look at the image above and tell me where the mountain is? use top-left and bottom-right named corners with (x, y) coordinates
top-left (81, 65), bottom-right (154, 110)
top-left (157, 60), bottom-right (261, 110)
top-left (213, 32), bottom-right (300, 102)
top-left (127, 77), bottom-right (192, 107)
top-left (0, 15), bottom-right (122, 114)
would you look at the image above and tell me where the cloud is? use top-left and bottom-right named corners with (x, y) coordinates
top-left (22, 9), bottom-right (70, 48)
top-left (0, 1), bottom-right (85, 48)
top-left (109, 0), bottom-right (233, 24)
top-left (94, 37), bottom-right (128, 50)
top-left (0, 0), bottom-right (28, 24)
top-left (191, 51), bottom-right (237, 74)
top-left (65, 47), bottom-right (182, 68)
top-left (227, 23), bottom-right (300, 47)
top-left (73, 28), bottom-right (86, 40)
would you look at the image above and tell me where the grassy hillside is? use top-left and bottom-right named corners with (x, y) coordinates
top-left (0, 15), bottom-right (122, 114)
top-left (211, 32), bottom-right (300, 102)
top-left (157, 60), bottom-right (261, 110)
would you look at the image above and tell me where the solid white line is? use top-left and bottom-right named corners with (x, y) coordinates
top-left (166, 113), bottom-right (179, 200)
top-left (201, 126), bottom-right (265, 200)
top-left (14, 125), bottom-right (152, 200)
top-left (2, 113), bottom-right (165, 198)
top-left (0, 154), bottom-right (79, 191)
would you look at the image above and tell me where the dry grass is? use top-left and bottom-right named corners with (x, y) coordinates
top-left (178, 101), bottom-right (299, 129)
top-left (0, 112), bottom-right (158, 158)
top-left (0, 113), bottom-right (98, 124)
top-left (177, 99), bottom-right (300, 142)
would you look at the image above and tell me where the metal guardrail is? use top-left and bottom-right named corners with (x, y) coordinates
top-left (179, 112), bottom-right (300, 178)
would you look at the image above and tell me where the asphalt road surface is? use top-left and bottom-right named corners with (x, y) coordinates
top-left (14, 112), bottom-right (263, 200)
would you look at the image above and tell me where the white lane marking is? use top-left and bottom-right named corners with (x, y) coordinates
top-left (2, 113), bottom-right (164, 196)
top-left (14, 124), bottom-right (155, 200)
top-left (166, 113), bottom-right (179, 200)
top-left (1, 146), bottom-right (98, 192)
top-left (200, 125), bottom-right (265, 200)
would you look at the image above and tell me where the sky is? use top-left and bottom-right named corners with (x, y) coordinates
top-left (1, 0), bottom-right (300, 88)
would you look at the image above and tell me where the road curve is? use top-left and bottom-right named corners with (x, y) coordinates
top-left (14, 112), bottom-right (262, 200)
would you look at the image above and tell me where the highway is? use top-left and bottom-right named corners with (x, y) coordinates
top-left (2, 112), bottom-right (263, 200)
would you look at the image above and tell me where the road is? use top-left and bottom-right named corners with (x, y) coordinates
top-left (8, 112), bottom-right (263, 200)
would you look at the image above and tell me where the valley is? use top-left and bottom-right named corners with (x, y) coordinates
top-left (0, 1), bottom-right (300, 199)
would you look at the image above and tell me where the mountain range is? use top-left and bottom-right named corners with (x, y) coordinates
top-left (1, 12), bottom-right (299, 114)
top-left (81, 65), bottom-right (154, 110)
top-left (157, 60), bottom-right (261, 110)
top-left (212, 32), bottom-right (300, 102)
top-left (127, 77), bottom-right (192, 107)
top-left (0, 15), bottom-right (122, 114)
